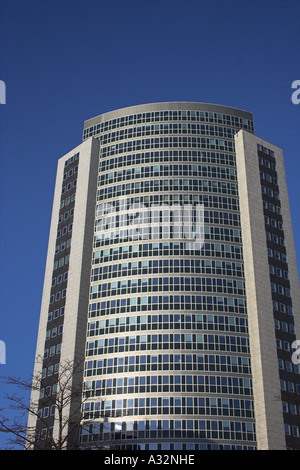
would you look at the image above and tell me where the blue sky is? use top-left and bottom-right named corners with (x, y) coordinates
top-left (0, 0), bottom-right (299, 448)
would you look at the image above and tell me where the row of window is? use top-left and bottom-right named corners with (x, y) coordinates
top-left (278, 358), bottom-right (299, 375)
top-left (94, 214), bottom-right (241, 243)
top-left (273, 301), bottom-right (293, 315)
top-left (60, 192), bottom-right (75, 209)
top-left (94, 230), bottom-right (238, 251)
top-left (84, 109), bottom-right (253, 134)
top-left (63, 165), bottom-right (78, 181)
top-left (95, 203), bottom-right (236, 229)
top-left (260, 171), bottom-right (278, 186)
top-left (90, 276), bottom-right (245, 298)
top-left (51, 272), bottom-right (68, 287)
top-left (80, 418), bottom-right (256, 443)
top-left (48, 307), bottom-right (65, 322)
top-left (90, 259), bottom-right (244, 282)
top-left (257, 144), bottom-right (275, 158)
top-left (87, 313), bottom-right (248, 337)
top-left (62, 178), bottom-right (77, 194)
top-left (262, 185), bottom-right (280, 200)
top-left (267, 247), bottom-right (287, 264)
top-left (269, 265), bottom-right (289, 279)
top-left (99, 123), bottom-right (238, 145)
top-left (96, 207), bottom-right (241, 228)
top-left (45, 325), bottom-right (63, 340)
top-left (285, 424), bottom-right (300, 438)
top-left (39, 375), bottom-right (66, 401)
top-left (39, 385), bottom-right (58, 400)
top-left (55, 239), bottom-right (71, 254)
top-left (58, 208), bottom-right (74, 226)
top-left (84, 353), bottom-right (252, 376)
top-left (83, 417), bottom-right (256, 434)
top-left (101, 138), bottom-right (236, 158)
top-left (274, 319), bottom-right (296, 335)
top-left (93, 234), bottom-right (242, 262)
top-left (43, 343), bottom-right (61, 359)
top-left (276, 338), bottom-right (296, 352)
top-left (56, 223), bottom-right (73, 239)
top-left (88, 295), bottom-right (247, 317)
top-left (283, 401), bottom-right (300, 416)
top-left (99, 151), bottom-right (237, 171)
top-left (280, 379), bottom-right (300, 394)
top-left (53, 255), bottom-right (70, 271)
top-left (258, 155), bottom-right (276, 170)
top-left (38, 405), bottom-right (56, 420)
top-left (270, 282), bottom-right (291, 298)
top-left (86, 332), bottom-right (250, 356)
top-left (99, 164), bottom-right (237, 185)
top-left (266, 231), bottom-right (285, 247)
top-left (80, 442), bottom-right (256, 451)
top-left (42, 363), bottom-right (59, 378)
top-left (82, 396), bottom-right (254, 420)
top-left (49, 289), bottom-right (67, 304)
top-left (102, 245), bottom-right (240, 262)
top-left (262, 199), bottom-right (282, 214)
top-left (84, 374), bottom-right (252, 398)
top-left (63, 151), bottom-right (79, 167)
top-left (97, 178), bottom-right (239, 200)
top-left (97, 193), bottom-right (240, 212)
top-left (40, 431), bottom-right (254, 450)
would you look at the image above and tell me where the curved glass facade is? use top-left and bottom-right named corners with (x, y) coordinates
top-left (28, 102), bottom-right (300, 450)
top-left (80, 103), bottom-right (257, 450)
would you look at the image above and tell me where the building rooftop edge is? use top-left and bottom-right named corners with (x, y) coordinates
top-left (83, 101), bottom-right (254, 129)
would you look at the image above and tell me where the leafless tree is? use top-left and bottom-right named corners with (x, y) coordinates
top-left (0, 357), bottom-right (122, 450)
top-left (0, 358), bottom-right (88, 450)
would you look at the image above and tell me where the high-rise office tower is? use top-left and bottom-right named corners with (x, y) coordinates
top-left (28, 103), bottom-right (300, 450)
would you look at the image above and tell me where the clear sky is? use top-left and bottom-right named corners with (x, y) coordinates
top-left (0, 0), bottom-right (299, 449)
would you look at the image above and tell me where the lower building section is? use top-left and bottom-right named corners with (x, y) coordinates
top-left (80, 417), bottom-right (256, 450)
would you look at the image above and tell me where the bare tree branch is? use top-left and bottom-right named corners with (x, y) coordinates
top-left (0, 357), bottom-right (96, 450)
